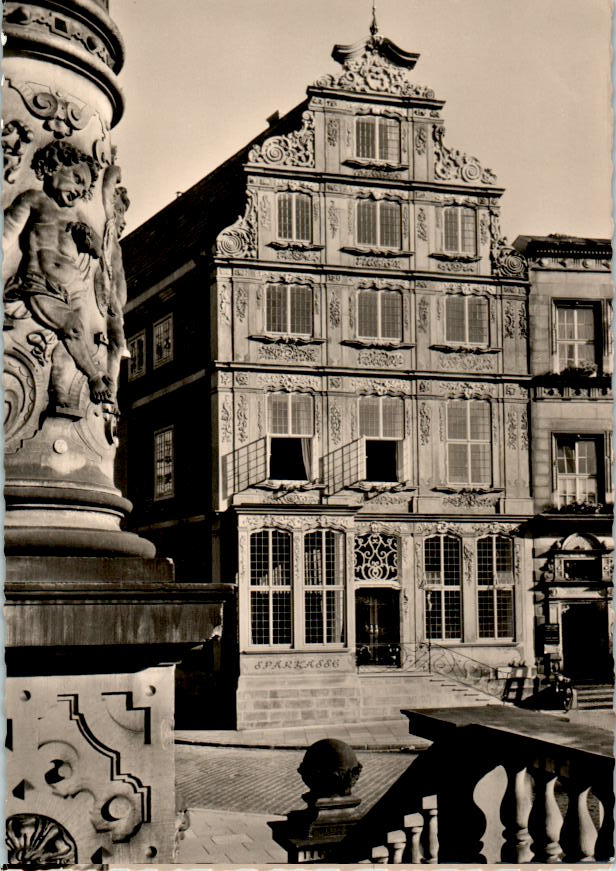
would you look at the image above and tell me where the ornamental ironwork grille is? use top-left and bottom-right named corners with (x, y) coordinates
top-left (304, 530), bottom-right (346, 644)
top-left (357, 200), bottom-right (401, 249)
top-left (447, 400), bottom-right (491, 485)
top-left (250, 529), bottom-right (292, 645)
top-left (443, 206), bottom-right (476, 254)
top-left (354, 532), bottom-right (399, 583)
top-left (477, 535), bottom-right (514, 638)
top-left (358, 289), bottom-right (402, 340)
top-left (127, 330), bottom-right (146, 380)
top-left (154, 426), bottom-right (174, 500)
top-left (445, 295), bottom-right (488, 345)
top-left (356, 116), bottom-right (401, 162)
top-left (556, 304), bottom-right (596, 370)
top-left (277, 192), bottom-right (312, 242)
top-left (424, 534), bottom-right (462, 639)
top-left (153, 314), bottom-right (173, 368)
top-left (266, 284), bottom-right (313, 336)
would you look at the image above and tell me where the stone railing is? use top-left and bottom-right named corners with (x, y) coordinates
top-left (273, 707), bottom-right (614, 864)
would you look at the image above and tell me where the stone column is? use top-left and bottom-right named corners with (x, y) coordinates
top-left (3, 0), bottom-right (153, 557)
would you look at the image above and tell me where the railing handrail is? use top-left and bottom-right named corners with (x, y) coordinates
top-left (418, 640), bottom-right (498, 677)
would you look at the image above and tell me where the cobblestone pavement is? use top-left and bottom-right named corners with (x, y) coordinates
top-left (176, 745), bottom-right (416, 815)
top-left (175, 745), bottom-right (417, 863)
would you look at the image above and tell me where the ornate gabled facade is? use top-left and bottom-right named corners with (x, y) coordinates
top-left (121, 25), bottom-right (610, 729)
top-left (514, 234), bottom-right (613, 686)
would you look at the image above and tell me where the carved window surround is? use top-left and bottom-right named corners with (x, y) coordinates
top-left (430, 343), bottom-right (500, 355)
top-left (267, 241), bottom-right (324, 252)
top-left (249, 334), bottom-right (325, 346)
top-left (432, 486), bottom-right (503, 496)
top-left (253, 479), bottom-right (325, 493)
top-left (349, 480), bottom-right (416, 495)
top-left (340, 245), bottom-right (412, 258)
top-left (342, 339), bottom-right (414, 350)
top-left (429, 252), bottom-right (481, 263)
top-left (342, 158), bottom-right (406, 172)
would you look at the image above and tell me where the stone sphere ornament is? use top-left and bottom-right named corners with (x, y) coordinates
top-left (298, 738), bottom-right (363, 799)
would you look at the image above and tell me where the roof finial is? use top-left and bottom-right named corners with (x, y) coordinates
top-left (370, 0), bottom-right (378, 37)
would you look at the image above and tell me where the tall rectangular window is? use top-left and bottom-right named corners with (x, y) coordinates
top-left (154, 427), bottom-right (174, 499)
top-left (268, 393), bottom-right (314, 480)
top-left (250, 529), bottom-right (292, 645)
top-left (445, 296), bottom-right (488, 345)
top-left (359, 396), bottom-right (404, 482)
top-left (265, 285), bottom-right (312, 336)
top-left (477, 536), bottom-right (514, 639)
top-left (424, 535), bottom-right (462, 640)
top-left (277, 192), bottom-right (312, 242)
top-left (128, 331), bottom-right (146, 380)
top-left (153, 314), bottom-right (173, 368)
top-left (357, 290), bottom-right (402, 340)
top-left (447, 401), bottom-right (491, 485)
top-left (556, 305), bottom-right (596, 370)
top-left (357, 200), bottom-right (401, 249)
top-left (443, 207), bottom-right (476, 254)
top-left (556, 436), bottom-right (601, 506)
top-left (356, 116), bottom-right (401, 162)
top-left (304, 530), bottom-right (346, 645)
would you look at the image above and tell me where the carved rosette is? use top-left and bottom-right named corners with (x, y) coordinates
top-left (6, 814), bottom-right (77, 865)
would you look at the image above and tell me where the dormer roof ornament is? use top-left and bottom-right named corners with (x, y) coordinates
top-left (314, 20), bottom-right (435, 99)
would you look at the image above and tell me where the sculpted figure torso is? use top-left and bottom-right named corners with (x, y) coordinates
top-left (3, 140), bottom-right (111, 405)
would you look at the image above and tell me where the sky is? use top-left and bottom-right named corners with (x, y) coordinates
top-left (111, 0), bottom-right (613, 241)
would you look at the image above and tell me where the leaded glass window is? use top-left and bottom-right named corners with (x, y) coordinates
top-left (424, 535), bottom-right (461, 639)
top-left (443, 207), bottom-right (476, 254)
top-left (154, 426), bottom-right (174, 499)
top-left (304, 530), bottom-right (346, 644)
top-left (356, 116), bottom-right (401, 162)
top-left (265, 285), bottom-right (313, 336)
top-left (445, 296), bottom-right (488, 345)
top-left (556, 437), bottom-right (600, 506)
top-left (153, 314), bottom-right (173, 368)
top-left (250, 529), bottom-right (292, 645)
top-left (357, 200), bottom-right (401, 249)
top-left (447, 401), bottom-right (491, 485)
top-left (477, 536), bottom-right (514, 638)
top-left (278, 192), bottom-right (312, 242)
top-left (556, 305), bottom-right (596, 370)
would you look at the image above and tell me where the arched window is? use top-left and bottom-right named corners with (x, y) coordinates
top-left (250, 529), bottom-right (292, 645)
top-left (477, 535), bottom-right (514, 638)
top-left (304, 530), bottom-right (346, 644)
top-left (424, 535), bottom-right (462, 639)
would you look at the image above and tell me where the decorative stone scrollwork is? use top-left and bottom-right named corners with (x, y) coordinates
top-left (506, 409), bottom-right (518, 449)
top-left (257, 373), bottom-right (320, 391)
top-left (416, 207), bottom-right (428, 242)
top-left (329, 402), bottom-right (342, 445)
top-left (259, 344), bottom-right (318, 363)
top-left (415, 126), bottom-right (428, 155)
top-left (2, 119), bottom-right (34, 182)
top-left (7, 79), bottom-right (96, 138)
top-left (419, 402), bottom-right (431, 445)
top-left (504, 301), bottom-right (515, 339)
top-left (518, 305), bottom-right (528, 338)
top-left (236, 394), bottom-right (248, 444)
top-left (437, 352), bottom-right (496, 372)
top-left (417, 297), bottom-right (429, 334)
top-left (480, 213), bottom-right (489, 246)
top-left (489, 207), bottom-right (527, 279)
top-left (327, 118), bottom-right (339, 146)
top-left (220, 397), bottom-right (232, 442)
top-left (315, 39), bottom-right (435, 99)
top-left (328, 201), bottom-right (339, 237)
top-left (357, 350), bottom-right (405, 368)
top-left (329, 292), bottom-right (341, 327)
top-left (520, 409), bottom-right (529, 449)
top-left (235, 286), bottom-right (248, 322)
top-left (6, 814), bottom-right (77, 866)
top-left (432, 125), bottom-right (497, 185)
top-left (443, 491), bottom-right (499, 509)
top-left (248, 111), bottom-right (315, 168)
top-left (354, 532), bottom-right (399, 582)
top-left (259, 195), bottom-right (271, 230)
top-left (216, 190), bottom-right (257, 258)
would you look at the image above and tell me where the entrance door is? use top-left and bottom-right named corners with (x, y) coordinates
top-left (561, 602), bottom-right (612, 681)
top-left (356, 588), bottom-right (400, 666)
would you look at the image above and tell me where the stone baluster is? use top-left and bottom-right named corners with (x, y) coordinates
top-left (501, 763), bottom-right (533, 862)
top-left (423, 794), bottom-right (439, 863)
top-left (404, 812), bottom-right (425, 863)
top-left (372, 844), bottom-right (389, 863)
top-left (387, 829), bottom-right (406, 863)
top-left (589, 773), bottom-right (614, 862)
top-left (528, 761), bottom-right (564, 862)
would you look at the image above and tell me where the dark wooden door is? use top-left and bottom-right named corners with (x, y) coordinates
top-left (561, 602), bottom-right (612, 681)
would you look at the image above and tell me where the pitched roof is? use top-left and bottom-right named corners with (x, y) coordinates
top-left (513, 234), bottom-right (612, 258)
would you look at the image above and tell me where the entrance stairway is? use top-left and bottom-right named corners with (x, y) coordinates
top-left (573, 682), bottom-right (614, 710)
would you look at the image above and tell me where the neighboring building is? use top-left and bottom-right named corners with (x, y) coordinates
top-left (120, 23), bottom-right (610, 729)
top-left (514, 235), bottom-right (613, 686)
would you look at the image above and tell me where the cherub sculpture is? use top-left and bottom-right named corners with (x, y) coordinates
top-left (3, 139), bottom-right (111, 406)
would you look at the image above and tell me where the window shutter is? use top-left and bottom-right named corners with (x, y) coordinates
top-left (324, 437), bottom-right (366, 494)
